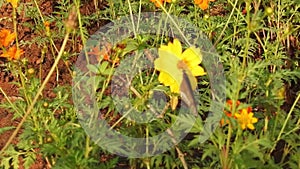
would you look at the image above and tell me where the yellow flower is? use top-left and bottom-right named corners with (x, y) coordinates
top-left (154, 39), bottom-right (206, 93)
top-left (7, 0), bottom-right (18, 8)
top-left (235, 108), bottom-right (258, 130)
top-left (0, 29), bottom-right (16, 47)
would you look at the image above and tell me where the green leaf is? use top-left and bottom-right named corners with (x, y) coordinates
top-left (99, 61), bottom-right (109, 73)
top-left (23, 152), bottom-right (36, 169)
top-left (87, 64), bottom-right (99, 74)
top-left (121, 39), bottom-right (139, 56)
top-left (0, 126), bottom-right (15, 134)
top-left (0, 156), bottom-right (12, 169)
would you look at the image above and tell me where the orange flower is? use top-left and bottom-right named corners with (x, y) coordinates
top-left (87, 43), bottom-right (120, 64)
top-left (194, 0), bottom-right (214, 10)
top-left (150, 0), bottom-right (171, 7)
top-left (44, 21), bottom-right (50, 27)
top-left (224, 100), bottom-right (240, 117)
top-left (1, 46), bottom-right (24, 60)
top-left (220, 100), bottom-right (257, 130)
top-left (0, 29), bottom-right (16, 47)
top-left (221, 100), bottom-right (240, 126)
top-left (44, 21), bottom-right (51, 36)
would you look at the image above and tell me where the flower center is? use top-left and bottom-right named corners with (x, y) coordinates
top-left (177, 60), bottom-right (188, 70)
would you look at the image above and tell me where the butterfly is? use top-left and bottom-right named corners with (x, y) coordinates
top-left (154, 48), bottom-right (199, 116)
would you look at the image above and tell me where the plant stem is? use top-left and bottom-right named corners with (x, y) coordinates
top-left (0, 88), bottom-right (22, 116)
top-left (223, 124), bottom-right (232, 169)
top-left (12, 7), bottom-right (18, 48)
top-left (85, 136), bottom-right (91, 158)
top-left (242, 1), bottom-right (251, 69)
top-left (157, 2), bottom-right (191, 47)
top-left (270, 92), bottom-right (300, 153)
top-left (127, 0), bottom-right (137, 37)
top-left (74, 0), bottom-right (89, 64)
top-left (212, 0), bottom-right (238, 49)
top-left (17, 65), bottom-right (30, 105)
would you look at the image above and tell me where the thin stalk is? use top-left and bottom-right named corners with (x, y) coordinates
top-left (127, 0), bottom-right (137, 37)
top-left (159, 3), bottom-right (173, 44)
top-left (17, 65), bottom-right (30, 105)
top-left (157, 2), bottom-right (191, 47)
top-left (221, 1), bottom-right (248, 166)
top-left (212, 0), bottom-right (238, 49)
top-left (271, 93), bottom-right (300, 152)
top-left (84, 136), bottom-right (91, 158)
top-left (242, 1), bottom-right (251, 69)
top-left (223, 123), bottom-right (232, 169)
top-left (136, 0), bottom-right (142, 32)
top-left (0, 88), bottom-right (22, 116)
top-left (74, 0), bottom-right (89, 64)
top-left (130, 85), bottom-right (189, 169)
top-left (145, 127), bottom-right (150, 169)
top-left (12, 7), bottom-right (18, 48)
top-left (109, 107), bottom-right (135, 130)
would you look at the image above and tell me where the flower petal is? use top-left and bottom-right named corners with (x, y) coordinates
top-left (195, 0), bottom-right (209, 10)
top-left (0, 46), bottom-right (24, 60)
top-left (247, 124), bottom-right (255, 130)
top-left (158, 71), bottom-right (175, 86)
top-left (170, 82), bottom-right (180, 93)
top-left (0, 29), bottom-right (16, 47)
top-left (251, 117), bottom-right (258, 123)
top-left (170, 39), bottom-right (183, 59)
top-left (190, 65), bottom-right (206, 76)
top-left (182, 47), bottom-right (201, 66)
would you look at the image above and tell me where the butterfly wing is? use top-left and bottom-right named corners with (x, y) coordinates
top-left (180, 70), bottom-right (198, 116)
top-left (155, 49), bottom-right (183, 86)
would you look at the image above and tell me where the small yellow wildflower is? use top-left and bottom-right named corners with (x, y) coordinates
top-left (154, 39), bottom-right (206, 93)
top-left (235, 108), bottom-right (258, 130)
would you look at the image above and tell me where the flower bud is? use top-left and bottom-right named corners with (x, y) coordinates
top-left (43, 102), bottom-right (49, 108)
top-left (265, 7), bottom-right (273, 16)
top-left (204, 14), bottom-right (210, 20)
top-left (27, 68), bottom-right (35, 74)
